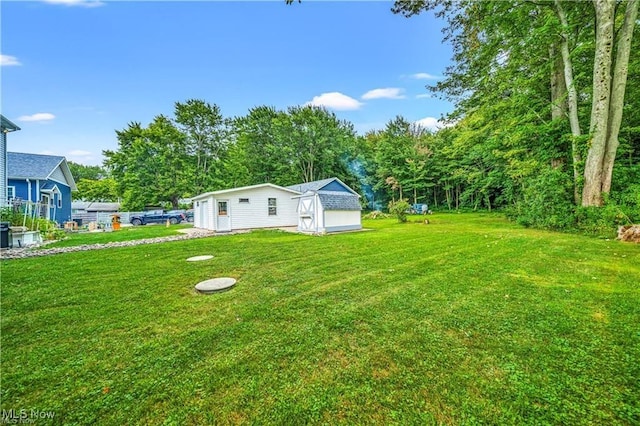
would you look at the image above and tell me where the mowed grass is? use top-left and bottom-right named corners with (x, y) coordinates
top-left (1, 214), bottom-right (639, 425)
top-left (42, 223), bottom-right (194, 248)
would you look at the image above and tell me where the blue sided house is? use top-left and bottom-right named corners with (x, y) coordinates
top-left (7, 152), bottom-right (77, 224)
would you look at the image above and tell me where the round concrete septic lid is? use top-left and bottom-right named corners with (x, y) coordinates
top-left (195, 277), bottom-right (237, 294)
top-left (187, 255), bottom-right (214, 262)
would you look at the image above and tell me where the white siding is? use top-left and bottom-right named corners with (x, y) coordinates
top-left (49, 165), bottom-right (66, 184)
top-left (193, 186), bottom-right (298, 231)
top-left (207, 200), bottom-right (215, 230)
top-left (324, 210), bottom-right (361, 228)
top-left (1, 132), bottom-right (6, 204)
top-left (228, 186), bottom-right (298, 230)
top-left (194, 199), bottom-right (213, 230)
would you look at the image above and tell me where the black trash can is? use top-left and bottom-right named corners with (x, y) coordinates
top-left (0, 222), bottom-right (10, 249)
top-left (75, 218), bottom-right (83, 227)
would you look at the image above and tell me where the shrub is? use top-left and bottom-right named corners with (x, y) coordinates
top-left (362, 211), bottom-right (391, 220)
top-left (575, 196), bottom-right (633, 238)
top-left (508, 167), bottom-right (576, 230)
top-left (388, 199), bottom-right (411, 223)
top-left (0, 207), bottom-right (40, 229)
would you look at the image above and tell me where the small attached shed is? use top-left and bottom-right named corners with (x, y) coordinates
top-left (287, 178), bottom-right (362, 233)
top-left (192, 183), bottom-right (301, 232)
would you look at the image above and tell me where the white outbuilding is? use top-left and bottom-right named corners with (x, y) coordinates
top-left (191, 183), bottom-right (300, 232)
top-left (286, 178), bottom-right (362, 233)
top-left (192, 178), bottom-right (362, 233)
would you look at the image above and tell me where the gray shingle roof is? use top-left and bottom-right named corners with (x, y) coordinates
top-left (286, 178), bottom-right (339, 193)
top-left (1, 115), bottom-right (21, 132)
top-left (40, 181), bottom-right (59, 191)
top-left (318, 191), bottom-right (361, 211)
top-left (7, 152), bottom-right (66, 180)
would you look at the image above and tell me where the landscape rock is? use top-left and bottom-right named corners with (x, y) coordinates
top-left (617, 225), bottom-right (640, 243)
top-left (0, 229), bottom-right (229, 260)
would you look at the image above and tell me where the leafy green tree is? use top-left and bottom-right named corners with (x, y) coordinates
top-left (363, 117), bottom-right (433, 207)
top-left (286, 105), bottom-right (356, 183)
top-left (104, 116), bottom-right (190, 210)
top-left (232, 105), bottom-right (358, 187)
top-left (68, 162), bottom-right (116, 201)
top-left (392, 0), bottom-right (639, 207)
top-left (388, 199), bottom-right (411, 223)
top-left (174, 99), bottom-right (230, 195)
top-left (68, 162), bottom-right (107, 181)
top-left (75, 178), bottom-right (119, 202)
top-left (233, 106), bottom-right (296, 185)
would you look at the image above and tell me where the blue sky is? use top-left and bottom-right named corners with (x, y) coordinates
top-left (1, 0), bottom-right (452, 166)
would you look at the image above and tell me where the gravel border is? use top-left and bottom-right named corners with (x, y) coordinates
top-left (0, 229), bottom-right (246, 260)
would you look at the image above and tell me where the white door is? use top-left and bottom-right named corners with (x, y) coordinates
top-left (216, 200), bottom-right (231, 232)
top-left (40, 194), bottom-right (51, 220)
top-left (299, 197), bottom-right (315, 232)
top-left (198, 200), bottom-right (210, 229)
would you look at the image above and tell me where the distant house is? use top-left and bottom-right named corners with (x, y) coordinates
top-left (71, 201), bottom-right (120, 225)
top-left (1, 115), bottom-right (21, 206)
top-left (7, 152), bottom-right (77, 224)
top-left (192, 177), bottom-right (362, 233)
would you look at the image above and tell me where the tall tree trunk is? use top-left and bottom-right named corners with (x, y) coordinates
top-left (445, 184), bottom-right (451, 210)
top-left (550, 44), bottom-right (567, 121)
top-left (582, 0), bottom-right (616, 206)
top-left (554, 0), bottom-right (583, 204)
top-left (601, 0), bottom-right (639, 194)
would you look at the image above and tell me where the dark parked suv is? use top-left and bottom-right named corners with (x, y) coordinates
top-left (129, 210), bottom-right (186, 226)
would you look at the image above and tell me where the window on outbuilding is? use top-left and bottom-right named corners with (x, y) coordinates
top-left (218, 201), bottom-right (228, 216)
top-left (57, 196), bottom-right (62, 208)
top-left (239, 198), bottom-right (250, 203)
top-left (7, 186), bottom-right (15, 201)
top-left (268, 198), bottom-right (277, 216)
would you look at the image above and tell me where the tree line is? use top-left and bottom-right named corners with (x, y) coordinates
top-left (71, 0), bottom-right (639, 234)
top-left (387, 0), bottom-right (639, 230)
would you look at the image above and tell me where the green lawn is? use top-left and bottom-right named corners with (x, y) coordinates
top-left (1, 214), bottom-right (639, 425)
top-left (41, 223), bottom-right (194, 249)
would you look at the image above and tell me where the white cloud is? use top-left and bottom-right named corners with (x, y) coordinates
top-left (414, 117), bottom-right (444, 132)
top-left (17, 113), bottom-right (56, 122)
top-left (1, 55), bottom-right (21, 66)
top-left (361, 88), bottom-right (405, 100)
top-left (306, 92), bottom-right (363, 111)
top-left (411, 73), bottom-right (440, 80)
top-left (39, 150), bottom-right (56, 156)
top-left (42, 0), bottom-right (105, 7)
top-left (414, 117), bottom-right (457, 132)
top-left (416, 93), bottom-right (432, 99)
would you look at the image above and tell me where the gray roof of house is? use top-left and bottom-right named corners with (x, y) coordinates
top-left (287, 177), bottom-right (358, 195)
top-left (286, 178), bottom-right (341, 193)
top-left (40, 181), bottom-right (59, 191)
top-left (8, 152), bottom-right (66, 179)
top-left (318, 191), bottom-right (362, 211)
top-left (1, 115), bottom-right (20, 132)
top-left (72, 202), bottom-right (121, 212)
top-left (7, 152), bottom-right (77, 190)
